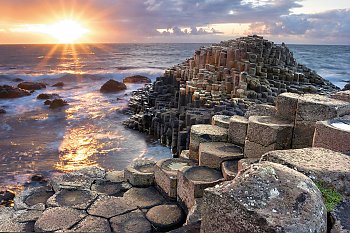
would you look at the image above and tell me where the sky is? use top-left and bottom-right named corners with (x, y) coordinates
top-left (0, 0), bottom-right (349, 44)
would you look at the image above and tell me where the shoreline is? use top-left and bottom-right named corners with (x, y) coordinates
top-left (1, 35), bottom-right (350, 232)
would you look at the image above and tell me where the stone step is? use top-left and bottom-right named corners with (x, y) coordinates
top-left (154, 158), bottom-right (196, 199)
top-left (261, 147), bottom-right (350, 196)
top-left (211, 115), bottom-right (231, 128)
top-left (198, 142), bottom-right (243, 169)
top-left (276, 93), bottom-right (350, 148)
top-left (189, 124), bottom-right (228, 161)
top-left (228, 115), bottom-right (248, 147)
top-left (244, 115), bottom-right (294, 158)
top-left (313, 116), bottom-right (350, 154)
top-left (124, 159), bottom-right (156, 187)
top-left (201, 162), bottom-right (327, 233)
top-left (177, 166), bottom-right (224, 212)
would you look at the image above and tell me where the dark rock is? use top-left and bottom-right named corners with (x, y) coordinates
top-left (343, 83), bottom-right (350, 91)
top-left (31, 174), bottom-right (45, 182)
top-left (37, 93), bottom-right (59, 100)
top-left (52, 82), bottom-right (64, 87)
top-left (13, 78), bottom-right (24, 82)
top-left (49, 98), bottom-right (68, 109)
top-left (0, 108), bottom-right (6, 114)
top-left (46, 189), bottom-right (97, 210)
top-left (44, 100), bottom-right (51, 105)
top-left (330, 199), bottom-right (350, 233)
top-left (123, 75), bottom-right (151, 84)
top-left (0, 85), bottom-right (31, 98)
top-left (169, 221), bottom-right (201, 233)
top-left (100, 79), bottom-right (127, 92)
top-left (18, 82), bottom-right (46, 91)
top-left (0, 190), bottom-right (15, 205)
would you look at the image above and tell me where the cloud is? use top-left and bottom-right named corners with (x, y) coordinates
top-left (0, 0), bottom-right (349, 43)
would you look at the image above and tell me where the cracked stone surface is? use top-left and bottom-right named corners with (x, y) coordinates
top-left (46, 189), bottom-right (97, 210)
top-left (87, 196), bottom-right (137, 218)
top-left (50, 172), bottom-right (95, 192)
top-left (110, 209), bottom-right (152, 233)
top-left (14, 186), bottom-right (54, 211)
top-left (34, 207), bottom-right (87, 232)
top-left (91, 180), bottom-right (129, 196)
top-left (71, 216), bottom-right (112, 232)
top-left (123, 187), bottom-right (165, 209)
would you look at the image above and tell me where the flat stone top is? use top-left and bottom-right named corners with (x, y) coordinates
top-left (278, 92), bottom-right (300, 100)
top-left (191, 124), bottom-right (228, 135)
top-left (299, 94), bottom-right (349, 107)
top-left (229, 115), bottom-right (248, 124)
top-left (158, 158), bottom-right (196, 176)
top-left (129, 159), bottom-right (156, 174)
top-left (212, 115), bottom-right (231, 123)
top-left (261, 147), bottom-right (350, 173)
top-left (200, 142), bottom-right (242, 156)
top-left (248, 115), bottom-right (293, 127)
top-left (184, 166), bottom-right (223, 183)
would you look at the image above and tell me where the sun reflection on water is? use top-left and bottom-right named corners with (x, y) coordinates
top-left (55, 125), bottom-right (100, 172)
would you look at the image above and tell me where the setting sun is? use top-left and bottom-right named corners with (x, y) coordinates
top-left (47, 20), bottom-right (89, 44)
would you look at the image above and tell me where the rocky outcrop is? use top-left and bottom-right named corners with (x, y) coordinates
top-left (52, 82), bottom-right (64, 87)
top-left (100, 79), bottom-right (127, 92)
top-left (201, 162), bottom-right (327, 233)
top-left (37, 93), bottom-right (59, 100)
top-left (123, 75), bottom-right (151, 84)
top-left (48, 98), bottom-right (68, 109)
top-left (0, 85), bottom-right (31, 98)
top-left (17, 82), bottom-right (46, 91)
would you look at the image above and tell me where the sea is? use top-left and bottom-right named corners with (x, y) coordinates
top-left (0, 43), bottom-right (349, 192)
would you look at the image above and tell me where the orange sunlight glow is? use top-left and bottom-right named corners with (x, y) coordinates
top-left (47, 20), bottom-right (89, 43)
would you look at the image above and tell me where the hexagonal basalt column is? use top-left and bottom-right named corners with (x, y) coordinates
top-left (177, 166), bottom-right (224, 211)
top-left (154, 158), bottom-right (196, 199)
top-left (46, 189), bottom-right (97, 210)
top-left (313, 117), bottom-right (350, 154)
top-left (189, 125), bottom-right (228, 161)
top-left (199, 142), bottom-right (243, 169)
top-left (244, 116), bottom-right (294, 158)
top-left (221, 160), bottom-right (239, 180)
top-left (293, 94), bottom-right (350, 148)
top-left (228, 115), bottom-right (248, 146)
top-left (211, 115), bottom-right (230, 128)
top-left (275, 92), bottom-right (300, 121)
top-left (124, 159), bottom-right (156, 187)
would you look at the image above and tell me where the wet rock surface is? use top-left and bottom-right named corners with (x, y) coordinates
top-left (36, 93), bottom-right (59, 99)
top-left (46, 189), bottom-right (97, 209)
top-left (123, 75), bottom-right (152, 84)
top-left (100, 79), bottom-right (127, 92)
top-left (123, 187), bottom-right (165, 209)
top-left (18, 81), bottom-right (46, 91)
top-left (48, 98), bottom-right (68, 109)
top-left (87, 196), bottom-right (137, 218)
top-left (0, 85), bottom-right (31, 98)
top-left (110, 209), bottom-right (152, 233)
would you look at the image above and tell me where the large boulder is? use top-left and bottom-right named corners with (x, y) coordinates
top-left (49, 98), bottom-right (68, 109)
top-left (100, 79), bottom-right (127, 92)
top-left (123, 75), bottom-right (151, 84)
top-left (17, 81), bottom-right (46, 90)
top-left (37, 93), bottom-right (59, 99)
top-left (201, 162), bottom-right (327, 233)
top-left (0, 85), bottom-right (31, 98)
top-left (261, 147), bottom-right (350, 196)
